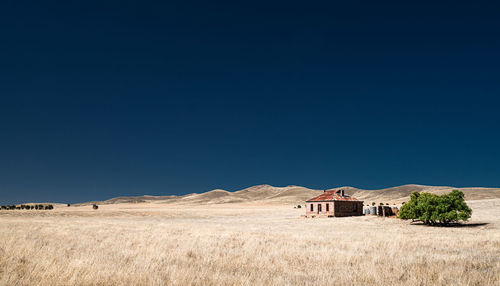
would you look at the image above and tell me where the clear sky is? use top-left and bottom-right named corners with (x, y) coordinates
top-left (1, 1), bottom-right (499, 204)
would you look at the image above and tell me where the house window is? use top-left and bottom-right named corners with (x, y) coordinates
top-left (318, 204), bottom-right (322, 213)
top-left (354, 203), bottom-right (357, 211)
top-left (310, 204), bottom-right (313, 211)
top-left (326, 203), bottom-right (329, 212)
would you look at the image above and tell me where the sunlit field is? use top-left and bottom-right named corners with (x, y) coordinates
top-left (1, 200), bottom-right (499, 286)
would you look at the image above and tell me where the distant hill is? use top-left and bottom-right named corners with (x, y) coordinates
top-left (79, 184), bottom-right (500, 206)
top-left (341, 184), bottom-right (500, 203)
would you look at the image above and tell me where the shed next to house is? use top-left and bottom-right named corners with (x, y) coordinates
top-left (305, 189), bottom-right (364, 217)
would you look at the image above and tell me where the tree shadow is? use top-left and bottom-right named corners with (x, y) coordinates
top-left (410, 222), bottom-right (489, 228)
top-left (445, 222), bottom-right (489, 228)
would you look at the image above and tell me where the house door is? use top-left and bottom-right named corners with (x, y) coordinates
top-left (317, 204), bottom-right (322, 214)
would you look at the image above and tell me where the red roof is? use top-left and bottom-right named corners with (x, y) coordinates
top-left (306, 190), bottom-right (360, 202)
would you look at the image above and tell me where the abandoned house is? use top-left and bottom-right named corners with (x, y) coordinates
top-left (305, 189), bottom-right (364, 217)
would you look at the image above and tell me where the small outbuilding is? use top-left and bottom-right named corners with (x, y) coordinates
top-left (305, 189), bottom-right (363, 217)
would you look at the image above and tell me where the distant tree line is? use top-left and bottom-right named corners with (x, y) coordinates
top-left (1, 204), bottom-right (54, 210)
top-left (398, 190), bottom-right (471, 226)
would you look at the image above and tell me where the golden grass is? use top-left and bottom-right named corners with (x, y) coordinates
top-left (1, 200), bottom-right (499, 285)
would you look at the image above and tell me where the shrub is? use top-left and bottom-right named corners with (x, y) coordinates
top-left (371, 202), bottom-right (375, 206)
top-left (67, 204), bottom-right (71, 207)
top-left (297, 205), bottom-right (302, 209)
top-left (93, 204), bottom-right (99, 210)
top-left (398, 190), bottom-right (472, 226)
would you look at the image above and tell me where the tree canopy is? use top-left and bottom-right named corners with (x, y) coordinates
top-left (398, 190), bottom-right (472, 226)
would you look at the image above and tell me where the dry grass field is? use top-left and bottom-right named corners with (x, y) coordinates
top-left (1, 199), bottom-right (499, 286)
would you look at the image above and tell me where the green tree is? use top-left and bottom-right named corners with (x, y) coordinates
top-left (398, 190), bottom-right (471, 226)
top-left (399, 191), bottom-right (420, 221)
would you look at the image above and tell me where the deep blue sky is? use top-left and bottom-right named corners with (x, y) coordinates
top-left (1, 1), bottom-right (499, 204)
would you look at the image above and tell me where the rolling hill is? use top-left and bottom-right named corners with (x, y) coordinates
top-left (82, 184), bottom-right (500, 206)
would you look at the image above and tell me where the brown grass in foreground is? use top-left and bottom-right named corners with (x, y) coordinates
top-left (1, 200), bottom-right (499, 286)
